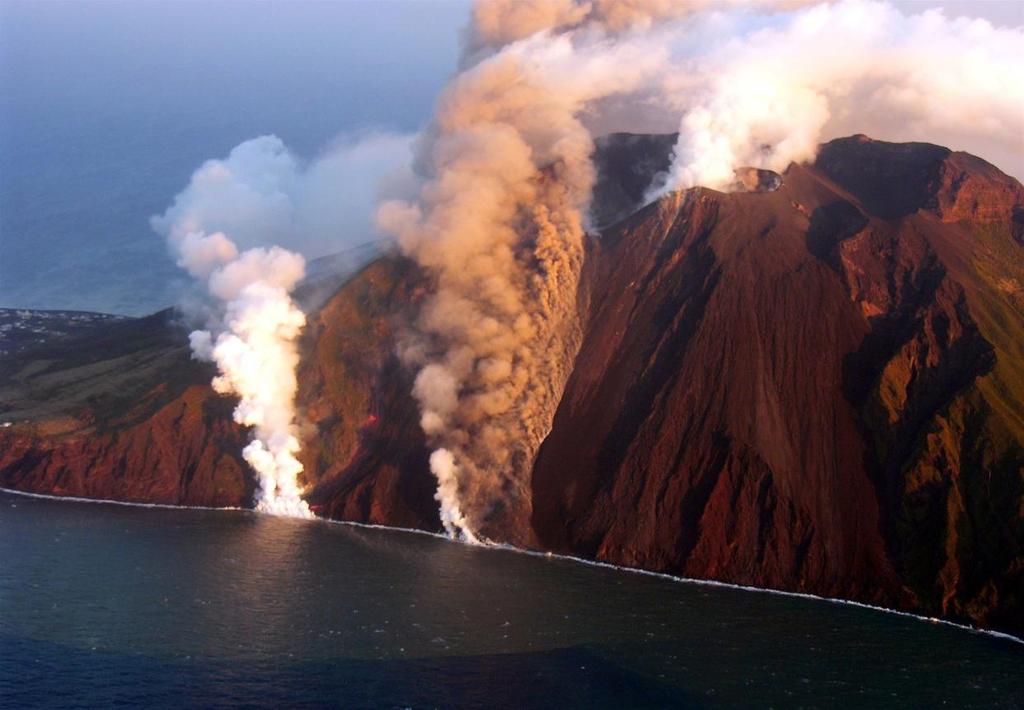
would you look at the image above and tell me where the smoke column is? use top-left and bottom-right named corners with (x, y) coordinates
top-left (380, 0), bottom-right (1021, 542)
top-left (177, 247), bottom-right (309, 518)
top-left (163, 231), bottom-right (311, 517)
top-left (376, 0), bottom-right (762, 541)
top-left (152, 140), bottom-right (312, 517)
top-left (185, 244), bottom-right (311, 518)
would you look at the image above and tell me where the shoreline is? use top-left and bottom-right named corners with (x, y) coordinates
top-left (3, 484), bottom-right (1022, 647)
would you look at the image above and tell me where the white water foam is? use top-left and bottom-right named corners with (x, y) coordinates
top-left (0, 487), bottom-right (243, 513)
top-left (3, 485), bottom-right (1020, 646)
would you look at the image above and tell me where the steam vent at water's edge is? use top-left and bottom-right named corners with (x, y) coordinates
top-left (2, 133), bottom-right (1024, 638)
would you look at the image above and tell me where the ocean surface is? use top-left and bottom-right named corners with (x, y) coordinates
top-left (1, 491), bottom-right (1022, 709)
top-left (0, 1), bottom-right (467, 316)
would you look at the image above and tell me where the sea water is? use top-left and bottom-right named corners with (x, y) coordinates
top-left (1, 491), bottom-right (1022, 708)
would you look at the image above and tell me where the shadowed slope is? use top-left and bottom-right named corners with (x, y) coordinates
top-left (532, 136), bottom-right (1024, 632)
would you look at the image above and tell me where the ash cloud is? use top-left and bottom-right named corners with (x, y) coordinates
top-left (377, 1), bottom-right (758, 542)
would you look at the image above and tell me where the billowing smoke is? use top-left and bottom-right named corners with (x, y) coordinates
top-left (379, 0), bottom-right (1021, 542)
top-left (151, 0), bottom-right (1020, 530)
top-left (154, 133), bottom-right (412, 517)
top-left (153, 133), bottom-right (414, 259)
top-left (185, 243), bottom-right (311, 518)
top-left (653, 0), bottom-right (1024, 192)
top-left (376, 1), bottom-right (723, 542)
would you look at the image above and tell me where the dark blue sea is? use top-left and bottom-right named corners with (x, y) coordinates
top-left (1, 491), bottom-right (1022, 709)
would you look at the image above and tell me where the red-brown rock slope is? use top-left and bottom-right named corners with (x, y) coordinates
top-left (1, 135), bottom-right (1021, 634)
top-left (532, 135), bottom-right (1024, 633)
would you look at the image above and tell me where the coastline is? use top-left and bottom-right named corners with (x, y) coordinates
top-left (3, 484), bottom-right (1022, 647)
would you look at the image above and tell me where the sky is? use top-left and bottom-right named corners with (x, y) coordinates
top-left (912, 0), bottom-right (1023, 26)
top-left (0, 0), bottom-right (1019, 315)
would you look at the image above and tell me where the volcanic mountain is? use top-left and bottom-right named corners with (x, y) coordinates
top-left (2, 135), bottom-right (1022, 635)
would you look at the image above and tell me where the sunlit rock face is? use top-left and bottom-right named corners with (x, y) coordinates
top-left (531, 135), bottom-right (1024, 636)
top-left (2, 135), bottom-right (1022, 636)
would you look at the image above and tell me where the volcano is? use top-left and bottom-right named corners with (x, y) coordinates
top-left (2, 135), bottom-right (1022, 635)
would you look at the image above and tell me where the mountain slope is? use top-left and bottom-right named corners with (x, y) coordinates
top-left (532, 135), bottom-right (1024, 631)
top-left (0, 258), bottom-right (438, 524)
top-left (0, 309), bottom-right (251, 505)
top-left (1, 135), bottom-right (1021, 634)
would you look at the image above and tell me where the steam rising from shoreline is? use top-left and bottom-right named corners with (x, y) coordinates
top-left (153, 134), bottom-right (410, 517)
top-left (154, 160), bottom-right (311, 516)
top-left (184, 246), bottom-right (310, 518)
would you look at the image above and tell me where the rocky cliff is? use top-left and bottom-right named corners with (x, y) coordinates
top-left (2, 135), bottom-right (1022, 635)
top-left (533, 135), bottom-right (1024, 633)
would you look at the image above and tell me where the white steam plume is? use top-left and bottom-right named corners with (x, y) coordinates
top-left (153, 133), bottom-right (412, 517)
top-left (153, 133), bottom-right (414, 260)
top-left (652, 0), bottom-right (1024, 193)
top-left (185, 244), bottom-right (311, 518)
